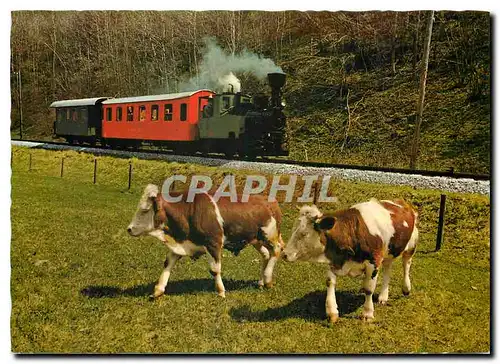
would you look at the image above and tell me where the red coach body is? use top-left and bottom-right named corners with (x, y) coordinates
top-left (101, 90), bottom-right (214, 142)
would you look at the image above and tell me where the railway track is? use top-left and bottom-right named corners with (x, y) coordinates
top-left (11, 138), bottom-right (490, 181)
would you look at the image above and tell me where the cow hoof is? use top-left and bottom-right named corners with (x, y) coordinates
top-left (264, 281), bottom-right (274, 289)
top-left (218, 291), bottom-right (226, 298)
top-left (378, 297), bottom-right (388, 305)
top-left (361, 313), bottom-right (374, 322)
top-left (258, 280), bottom-right (264, 289)
top-left (328, 314), bottom-right (339, 324)
top-left (150, 287), bottom-right (165, 300)
top-left (402, 290), bottom-right (411, 296)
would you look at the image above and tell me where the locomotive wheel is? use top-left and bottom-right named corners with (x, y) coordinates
top-left (241, 148), bottom-right (257, 160)
top-left (200, 140), bottom-right (211, 157)
top-left (241, 139), bottom-right (257, 160)
top-left (245, 153), bottom-right (257, 161)
top-left (224, 143), bottom-right (237, 159)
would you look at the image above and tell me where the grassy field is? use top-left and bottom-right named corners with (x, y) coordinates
top-left (10, 147), bottom-right (490, 353)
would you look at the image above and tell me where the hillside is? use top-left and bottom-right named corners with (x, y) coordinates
top-left (285, 68), bottom-right (490, 173)
top-left (10, 11), bottom-right (490, 173)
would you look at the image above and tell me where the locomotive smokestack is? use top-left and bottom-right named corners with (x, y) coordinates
top-left (268, 72), bottom-right (286, 109)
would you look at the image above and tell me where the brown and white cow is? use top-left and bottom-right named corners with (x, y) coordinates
top-left (127, 184), bottom-right (284, 298)
top-left (281, 198), bottom-right (418, 323)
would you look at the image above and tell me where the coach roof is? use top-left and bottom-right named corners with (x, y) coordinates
top-left (101, 90), bottom-right (214, 105)
top-left (50, 97), bottom-right (109, 108)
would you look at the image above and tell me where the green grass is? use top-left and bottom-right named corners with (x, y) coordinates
top-left (11, 148), bottom-right (490, 353)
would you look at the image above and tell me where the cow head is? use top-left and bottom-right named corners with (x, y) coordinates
top-left (281, 205), bottom-right (335, 263)
top-left (127, 184), bottom-right (161, 237)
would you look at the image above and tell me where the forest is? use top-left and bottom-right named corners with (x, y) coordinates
top-left (10, 11), bottom-right (491, 173)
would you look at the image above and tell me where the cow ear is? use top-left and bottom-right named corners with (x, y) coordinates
top-left (140, 184), bottom-right (159, 210)
top-left (145, 184), bottom-right (159, 199)
top-left (317, 216), bottom-right (335, 231)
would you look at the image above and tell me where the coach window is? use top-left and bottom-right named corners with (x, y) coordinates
top-left (72, 108), bottom-right (79, 121)
top-left (79, 107), bottom-right (88, 122)
top-left (151, 105), bottom-right (159, 121)
top-left (57, 109), bottom-right (64, 122)
top-left (180, 103), bottom-right (187, 121)
top-left (222, 96), bottom-right (231, 110)
top-left (116, 107), bottom-right (122, 122)
top-left (139, 105), bottom-right (146, 121)
top-left (127, 106), bottom-right (134, 122)
top-left (164, 104), bottom-right (173, 121)
top-left (106, 107), bottom-right (112, 122)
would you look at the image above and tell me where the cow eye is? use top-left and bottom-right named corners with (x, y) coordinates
top-left (295, 229), bottom-right (306, 238)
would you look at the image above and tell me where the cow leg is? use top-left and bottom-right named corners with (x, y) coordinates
top-left (206, 244), bottom-right (225, 297)
top-left (278, 234), bottom-right (285, 250)
top-left (253, 243), bottom-right (270, 288)
top-left (402, 249), bottom-right (415, 296)
top-left (262, 244), bottom-right (280, 289)
top-left (263, 248), bottom-right (279, 289)
top-left (326, 269), bottom-right (339, 323)
top-left (378, 257), bottom-right (393, 305)
top-left (257, 223), bottom-right (282, 289)
top-left (402, 226), bottom-right (418, 296)
top-left (152, 250), bottom-right (181, 299)
top-left (361, 263), bottom-right (379, 321)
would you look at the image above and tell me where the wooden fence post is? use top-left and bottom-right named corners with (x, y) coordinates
top-left (93, 158), bottom-right (97, 184)
top-left (312, 180), bottom-right (318, 205)
top-left (435, 194), bottom-right (447, 251)
top-left (29, 153), bottom-right (32, 171)
top-left (60, 157), bottom-right (65, 178)
top-left (128, 161), bottom-right (133, 190)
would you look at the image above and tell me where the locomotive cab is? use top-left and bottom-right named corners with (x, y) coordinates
top-left (198, 91), bottom-right (251, 156)
top-left (200, 92), bottom-right (252, 118)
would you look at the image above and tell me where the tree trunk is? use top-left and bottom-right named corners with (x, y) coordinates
top-left (192, 12), bottom-right (199, 86)
top-left (391, 43), bottom-right (396, 74)
top-left (341, 89), bottom-right (351, 152)
top-left (391, 12), bottom-right (398, 75)
top-left (230, 11), bottom-right (236, 56)
top-left (51, 12), bottom-right (57, 99)
top-left (412, 11), bottom-right (421, 81)
top-left (409, 10), bottom-right (434, 170)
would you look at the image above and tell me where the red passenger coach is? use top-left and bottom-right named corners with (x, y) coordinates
top-left (101, 90), bottom-right (214, 147)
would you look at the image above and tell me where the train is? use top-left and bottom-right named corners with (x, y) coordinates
top-left (50, 72), bottom-right (288, 158)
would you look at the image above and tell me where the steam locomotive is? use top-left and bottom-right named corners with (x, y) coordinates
top-left (50, 73), bottom-right (288, 158)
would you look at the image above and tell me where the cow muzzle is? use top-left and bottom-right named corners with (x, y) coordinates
top-left (281, 250), bottom-right (297, 262)
top-left (127, 225), bottom-right (141, 237)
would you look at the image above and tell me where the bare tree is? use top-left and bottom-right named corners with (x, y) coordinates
top-left (409, 10), bottom-right (434, 170)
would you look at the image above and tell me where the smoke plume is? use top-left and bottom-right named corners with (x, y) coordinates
top-left (179, 38), bottom-right (282, 93)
